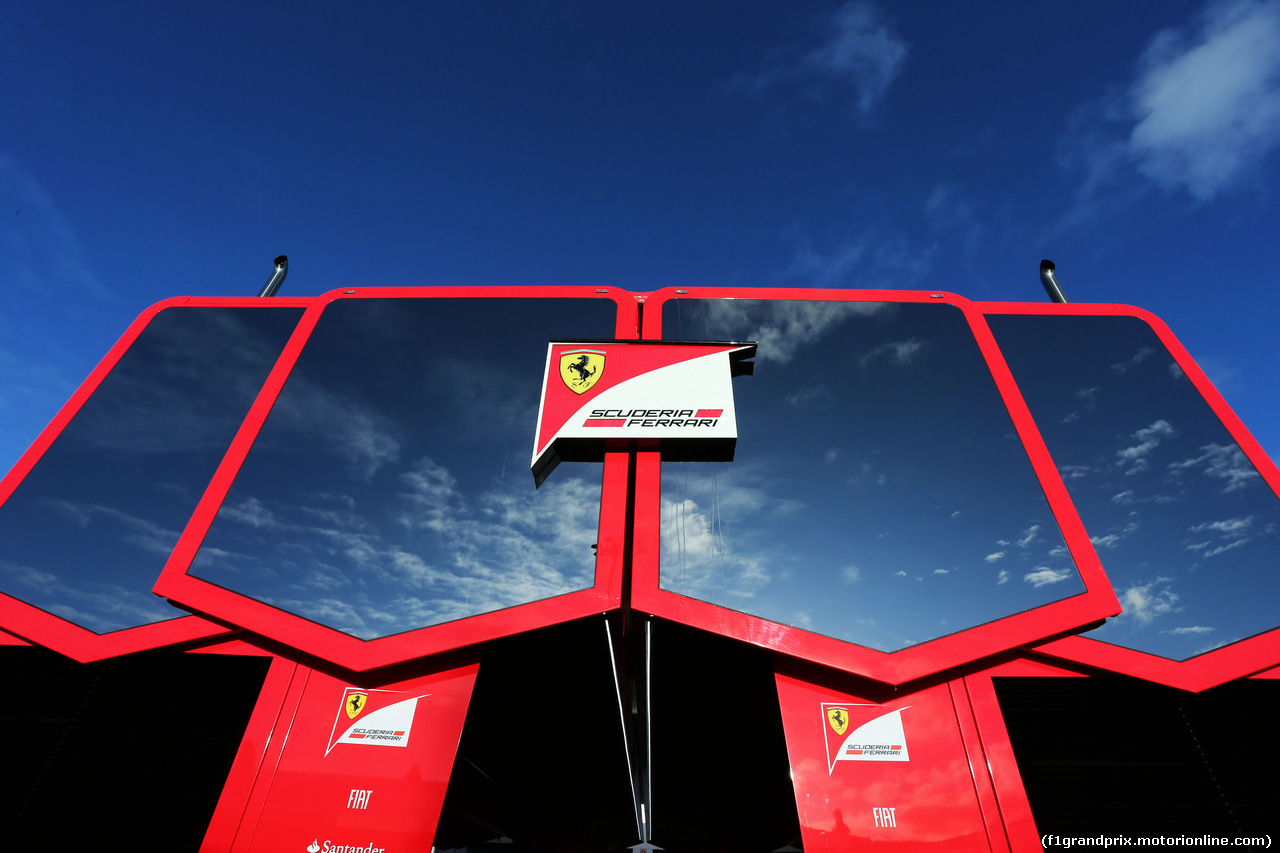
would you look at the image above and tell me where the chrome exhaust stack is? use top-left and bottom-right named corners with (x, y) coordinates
top-left (258, 255), bottom-right (289, 297)
top-left (1039, 259), bottom-right (1069, 303)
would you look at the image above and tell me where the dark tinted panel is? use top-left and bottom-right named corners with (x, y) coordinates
top-left (0, 647), bottom-right (270, 846)
top-left (0, 307), bottom-right (303, 632)
top-left (988, 314), bottom-right (1280, 659)
top-left (190, 298), bottom-right (616, 639)
top-left (996, 677), bottom-right (1280, 833)
top-left (659, 299), bottom-right (1085, 652)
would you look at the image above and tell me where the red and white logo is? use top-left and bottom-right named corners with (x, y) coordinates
top-left (532, 340), bottom-right (755, 485)
top-left (822, 703), bottom-right (911, 773)
top-left (325, 687), bottom-right (429, 756)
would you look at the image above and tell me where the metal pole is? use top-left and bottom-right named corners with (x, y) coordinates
top-left (258, 255), bottom-right (289, 297)
top-left (1039, 259), bottom-right (1069, 303)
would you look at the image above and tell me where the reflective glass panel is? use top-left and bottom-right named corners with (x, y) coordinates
top-left (659, 299), bottom-right (1085, 652)
top-left (189, 298), bottom-right (616, 640)
top-left (987, 313), bottom-right (1280, 660)
top-left (0, 307), bottom-right (304, 632)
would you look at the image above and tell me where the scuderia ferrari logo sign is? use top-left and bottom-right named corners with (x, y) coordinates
top-left (325, 687), bottom-right (430, 756)
top-left (532, 340), bottom-right (756, 486)
top-left (822, 703), bottom-right (911, 774)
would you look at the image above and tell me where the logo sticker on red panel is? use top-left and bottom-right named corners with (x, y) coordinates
top-left (325, 687), bottom-right (429, 756)
top-left (821, 703), bottom-right (911, 773)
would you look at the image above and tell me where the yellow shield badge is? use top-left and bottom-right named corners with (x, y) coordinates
top-left (346, 692), bottom-right (368, 719)
top-left (559, 350), bottom-right (605, 395)
top-left (827, 707), bottom-right (849, 736)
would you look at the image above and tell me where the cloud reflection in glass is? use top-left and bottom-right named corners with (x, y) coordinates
top-left (0, 307), bottom-right (304, 632)
top-left (188, 298), bottom-right (616, 640)
top-left (987, 313), bottom-right (1280, 660)
top-left (659, 299), bottom-right (1086, 652)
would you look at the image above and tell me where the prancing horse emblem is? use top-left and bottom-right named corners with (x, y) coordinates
top-left (559, 350), bottom-right (605, 394)
top-left (346, 692), bottom-right (368, 719)
top-left (827, 707), bottom-right (849, 736)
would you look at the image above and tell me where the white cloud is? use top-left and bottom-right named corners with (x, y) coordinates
top-left (782, 225), bottom-right (933, 290)
top-left (984, 551), bottom-right (1005, 563)
top-left (1118, 576), bottom-right (1180, 624)
top-left (703, 299), bottom-right (886, 364)
top-left (803, 2), bottom-right (909, 115)
top-left (1111, 346), bottom-right (1155, 374)
top-left (1090, 534), bottom-right (1121, 549)
top-left (1191, 515), bottom-right (1255, 535)
top-left (840, 565), bottom-right (862, 583)
top-left (43, 501), bottom-right (183, 557)
top-left (786, 385), bottom-right (829, 407)
top-left (1128, 0), bottom-right (1280, 199)
top-left (219, 497), bottom-right (280, 530)
top-left (267, 377), bottom-right (402, 481)
top-left (1024, 567), bottom-right (1072, 587)
top-left (858, 338), bottom-right (926, 369)
top-left (1164, 625), bottom-right (1215, 635)
top-left (661, 494), bottom-right (771, 601)
top-left (1117, 418), bottom-right (1175, 473)
top-left (1185, 513), bottom-right (1264, 556)
top-left (1016, 525), bottom-right (1040, 548)
top-left (1061, 386), bottom-right (1101, 424)
top-left (1, 558), bottom-right (180, 633)
top-left (198, 461), bottom-right (605, 639)
top-left (396, 456), bottom-right (459, 532)
top-left (1169, 442), bottom-right (1262, 492)
top-left (997, 569), bottom-right (1010, 585)
top-left (736, 2), bottom-right (908, 118)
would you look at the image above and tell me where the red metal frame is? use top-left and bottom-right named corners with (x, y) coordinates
top-left (8, 287), bottom-right (1275, 690)
top-left (0, 628), bottom-right (30, 645)
top-left (632, 288), bottom-right (1120, 685)
top-left (0, 297), bottom-right (313, 661)
top-left (947, 675), bottom-right (1013, 853)
top-left (960, 653), bottom-right (1091, 852)
top-left (154, 288), bottom-right (636, 671)
top-left (981, 303), bottom-right (1280, 692)
top-left (190, 640), bottom-right (300, 853)
top-left (210, 657), bottom-right (314, 853)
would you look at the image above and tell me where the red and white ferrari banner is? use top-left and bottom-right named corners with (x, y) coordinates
top-left (532, 340), bottom-right (755, 486)
top-left (821, 704), bottom-right (911, 772)
top-left (775, 673), bottom-right (990, 852)
top-left (230, 663), bottom-right (479, 853)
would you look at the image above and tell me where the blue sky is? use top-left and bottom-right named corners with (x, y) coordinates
top-left (4, 0), bottom-right (1280, 478)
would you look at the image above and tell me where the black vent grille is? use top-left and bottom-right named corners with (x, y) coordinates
top-left (994, 676), bottom-right (1280, 835)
